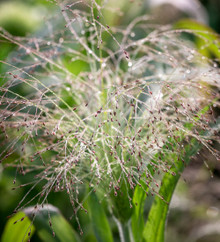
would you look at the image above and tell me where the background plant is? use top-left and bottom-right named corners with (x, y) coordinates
top-left (0, 0), bottom-right (220, 241)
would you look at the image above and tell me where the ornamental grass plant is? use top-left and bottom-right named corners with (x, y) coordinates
top-left (0, 1), bottom-right (219, 241)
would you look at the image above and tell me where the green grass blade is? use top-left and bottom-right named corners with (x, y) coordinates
top-left (1, 212), bottom-right (35, 242)
top-left (174, 19), bottom-right (220, 59)
top-left (142, 140), bottom-right (201, 242)
top-left (88, 191), bottom-right (114, 242)
top-left (131, 183), bottom-right (147, 242)
top-left (24, 205), bottom-right (80, 242)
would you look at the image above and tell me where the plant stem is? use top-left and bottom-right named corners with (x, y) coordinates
top-left (114, 217), bottom-right (131, 242)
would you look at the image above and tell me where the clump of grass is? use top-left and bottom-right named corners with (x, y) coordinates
top-left (0, 0), bottom-right (219, 238)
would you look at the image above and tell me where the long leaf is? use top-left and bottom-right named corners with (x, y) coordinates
top-left (131, 182), bottom-right (147, 242)
top-left (87, 191), bottom-right (114, 242)
top-left (24, 204), bottom-right (80, 242)
top-left (142, 140), bottom-right (201, 242)
top-left (1, 212), bottom-right (35, 242)
top-left (174, 19), bottom-right (220, 59)
top-left (142, 104), bottom-right (218, 242)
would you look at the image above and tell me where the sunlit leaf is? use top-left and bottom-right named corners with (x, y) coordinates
top-left (143, 138), bottom-right (201, 242)
top-left (175, 19), bottom-right (220, 59)
top-left (1, 212), bottom-right (35, 242)
top-left (24, 204), bottom-right (80, 242)
top-left (131, 182), bottom-right (147, 242)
